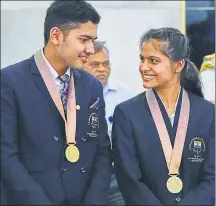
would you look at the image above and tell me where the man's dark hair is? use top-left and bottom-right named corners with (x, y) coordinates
top-left (93, 41), bottom-right (109, 56)
top-left (44, 0), bottom-right (101, 45)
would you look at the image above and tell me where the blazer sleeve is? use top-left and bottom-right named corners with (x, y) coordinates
top-left (112, 104), bottom-right (162, 205)
top-left (1, 70), bottom-right (53, 205)
top-left (178, 105), bottom-right (215, 205)
top-left (82, 80), bottom-right (112, 205)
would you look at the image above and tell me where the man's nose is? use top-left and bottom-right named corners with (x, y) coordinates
top-left (86, 42), bottom-right (95, 55)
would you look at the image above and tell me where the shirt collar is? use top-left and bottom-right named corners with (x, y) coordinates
top-left (41, 49), bottom-right (70, 80)
top-left (103, 80), bottom-right (117, 95)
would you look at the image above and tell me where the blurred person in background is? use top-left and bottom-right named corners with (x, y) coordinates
top-left (112, 27), bottom-right (215, 205)
top-left (200, 53), bottom-right (215, 104)
top-left (85, 41), bottom-right (136, 205)
top-left (187, 12), bottom-right (215, 69)
top-left (85, 41), bottom-right (136, 137)
top-left (1, 1), bottom-right (112, 205)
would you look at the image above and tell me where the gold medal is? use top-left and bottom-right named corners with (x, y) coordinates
top-left (65, 144), bottom-right (80, 163)
top-left (166, 176), bottom-right (183, 194)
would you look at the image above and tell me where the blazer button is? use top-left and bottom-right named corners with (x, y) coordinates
top-left (54, 136), bottom-right (59, 141)
top-left (82, 137), bottom-right (87, 142)
top-left (80, 167), bottom-right (86, 173)
top-left (61, 168), bottom-right (67, 172)
top-left (176, 197), bottom-right (181, 202)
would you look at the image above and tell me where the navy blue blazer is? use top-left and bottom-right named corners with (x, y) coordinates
top-left (112, 90), bottom-right (215, 205)
top-left (1, 55), bottom-right (112, 205)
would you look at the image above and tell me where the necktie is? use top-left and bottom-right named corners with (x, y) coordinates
top-left (58, 74), bottom-right (70, 111)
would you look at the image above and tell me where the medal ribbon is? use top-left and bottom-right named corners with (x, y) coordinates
top-left (146, 89), bottom-right (190, 175)
top-left (34, 50), bottom-right (76, 145)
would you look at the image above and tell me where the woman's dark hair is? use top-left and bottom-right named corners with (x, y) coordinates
top-left (44, 0), bottom-right (101, 45)
top-left (139, 27), bottom-right (204, 98)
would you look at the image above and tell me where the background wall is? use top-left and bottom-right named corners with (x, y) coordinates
top-left (1, 1), bottom-right (182, 93)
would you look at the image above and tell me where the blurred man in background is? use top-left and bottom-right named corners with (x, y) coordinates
top-left (200, 53), bottom-right (215, 104)
top-left (85, 41), bottom-right (136, 205)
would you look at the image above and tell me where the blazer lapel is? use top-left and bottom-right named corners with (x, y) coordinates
top-left (144, 93), bottom-right (169, 173)
top-left (30, 56), bottom-right (63, 119)
top-left (31, 55), bottom-right (89, 141)
top-left (153, 88), bottom-right (183, 147)
top-left (73, 69), bottom-right (86, 135)
top-left (181, 94), bottom-right (197, 194)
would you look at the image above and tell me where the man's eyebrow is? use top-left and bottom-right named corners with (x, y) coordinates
top-left (80, 35), bottom-right (97, 41)
top-left (90, 61), bottom-right (99, 64)
top-left (149, 56), bottom-right (160, 60)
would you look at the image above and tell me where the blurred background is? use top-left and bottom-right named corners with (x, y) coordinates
top-left (1, 0), bottom-right (215, 93)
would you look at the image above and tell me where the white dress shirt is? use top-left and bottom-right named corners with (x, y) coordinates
top-left (103, 79), bottom-right (137, 138)
top-left (41, 49), bottom-right (71, 93)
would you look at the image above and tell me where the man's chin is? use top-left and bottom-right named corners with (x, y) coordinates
top-left (70, 62), bottom-right (85, 70)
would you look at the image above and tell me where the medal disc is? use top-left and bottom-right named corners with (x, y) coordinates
top-left (65, 145), bottom-right (80, 163)
top-left (166, 176), bottom-right (183, 194)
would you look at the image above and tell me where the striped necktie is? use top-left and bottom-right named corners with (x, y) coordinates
top-left (58, 74), bottom-right (70, 111)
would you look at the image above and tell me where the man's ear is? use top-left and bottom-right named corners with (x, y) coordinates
top-left (49, 27), bottom-right (63, 46)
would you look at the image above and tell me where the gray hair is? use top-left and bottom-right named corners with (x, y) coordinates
top-left (93, 41), bottom-right (109, 56)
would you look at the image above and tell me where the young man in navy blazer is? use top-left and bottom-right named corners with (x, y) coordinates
top-left (1, 1), bottom-right (112, 205)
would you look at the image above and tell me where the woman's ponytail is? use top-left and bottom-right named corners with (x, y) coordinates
top-left (180, 59), bottom-right (204, 98)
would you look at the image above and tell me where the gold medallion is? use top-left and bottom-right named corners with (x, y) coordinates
top-left (65, 144), bottom-right (80, 163)
top-left (166, 176), bottom-right (183, 194)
